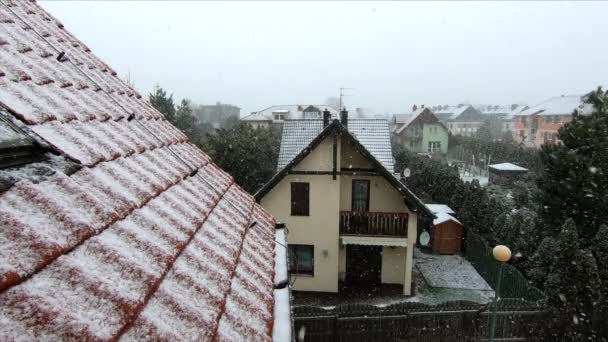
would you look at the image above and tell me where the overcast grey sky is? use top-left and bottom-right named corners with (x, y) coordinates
top-left (41, 1), bottom-right (608, 116)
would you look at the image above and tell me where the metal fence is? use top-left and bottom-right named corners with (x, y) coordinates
top-left (463, 231), bottom-right (545, 302)
top-left (294, 300), bottom-right (547, 342)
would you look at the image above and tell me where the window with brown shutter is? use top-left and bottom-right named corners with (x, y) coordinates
top-left (291, 182), bottom-right (309, 216)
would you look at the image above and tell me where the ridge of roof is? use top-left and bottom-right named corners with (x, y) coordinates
top-left (0, 2), bottom-right (284, 340)
top-left (255, 120), bottom-right (434, 219)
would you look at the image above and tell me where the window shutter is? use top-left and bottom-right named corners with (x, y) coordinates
top-left (291, 183), bottom-right (309, 216)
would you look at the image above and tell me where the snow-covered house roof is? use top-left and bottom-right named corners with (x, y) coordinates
top-left (256, 118), bottom-right (434, 218)
top-left (276, 118), bottom-right (395, 172)
top-left (448, 105), bottom-right (484, 122)
top-left (433, 212), bottom-right (462, 226)
top-left (475, 104), bottom-right (528, 120)
top-left (0, 2), bottom-right (289, 341)
top-left (392, 108), bottom-right (447, 134)
top-left (489, 162), bottom-right (528, 172)
top-left (426, 204), bottom-right (456, 215)
top-left (242, 104), bottom-right (339, 122)
top-left (515, 95), bottom-right (593, 117)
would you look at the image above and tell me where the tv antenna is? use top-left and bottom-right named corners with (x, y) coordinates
top-left (339, 87), bottom-right (355, 111)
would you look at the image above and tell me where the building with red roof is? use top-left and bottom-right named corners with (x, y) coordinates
top-left (0, 1), bottom-right (291, 340)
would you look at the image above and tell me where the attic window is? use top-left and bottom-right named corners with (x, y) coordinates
top-left (302, 105), bottom-right (321, 119)
top-left (273, 110), bottom-right (289, 121)
top-left (0, 113), bottom-right (43, 168)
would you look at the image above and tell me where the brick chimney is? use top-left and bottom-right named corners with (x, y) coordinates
top-left (340, 108), bottom-right (348, 128)
top-left (412, 104), bottom-right (418, 111)
top-left (323, 109), bottom-right (331, 127)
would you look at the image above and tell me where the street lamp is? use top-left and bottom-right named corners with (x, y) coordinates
top-left (489, 245), bottom-right (511, 342)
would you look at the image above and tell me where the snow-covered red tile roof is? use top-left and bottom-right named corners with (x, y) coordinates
top-left (0, 1), bottom-right (288, 340)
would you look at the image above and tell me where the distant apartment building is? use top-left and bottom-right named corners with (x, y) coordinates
top-left (241, 104), bottom-right (339, 129)
top-left (446, 105), bottom-right (485, 136)
top-left (391, 107), bottom-right (449, 154)
top-left (476, 104), bottom-right (528, 133)
top-left (195, 102), bottom-right (240, 126)
top-left (512, 95), bottom-right (592, 147)
top-left (429, 104), bottom-right (484, 136)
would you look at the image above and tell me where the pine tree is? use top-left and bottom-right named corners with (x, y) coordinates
top-left (528, 236), bottom-right (559, 288)
top-left (591, 224), bottom-right (608, 337)
top-left (538, 87), bottom-right (608, 238)
top-left (204, 123), bottom-right (280, 193)
top-left (148, 85), bottom-right (176, 122)
top-left (175, 99), bottom-right (205, 145)
top-left (542, 219), bottom-right (601, 340)
top-left (495, 208), bottom-right (540, 272)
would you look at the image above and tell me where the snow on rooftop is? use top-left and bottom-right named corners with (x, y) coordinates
top-left (277, 119), bottom-right (395, 172)
top-left (0, 2), bottom-right (287, 340)
top-left (272, 287), bottom-right (292, 342)
top-left (516, 95), bottom-right (593, 116)
top-left (274, 228), bottom-right (288, 286)
top-left (489, 162), bottom-right (528, 172)
top-left (433, 212), bottom-right (462, 226)
top-left (242, 104), bottom-right (338, 121)
top-left (426, 204), bottom-right (455, 215)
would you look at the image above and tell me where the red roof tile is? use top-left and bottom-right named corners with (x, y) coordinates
top-left (0, 2), bottom-right (285, 341)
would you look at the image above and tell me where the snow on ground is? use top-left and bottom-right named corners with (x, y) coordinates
top-left (415, 249), bottom-right (492, 291)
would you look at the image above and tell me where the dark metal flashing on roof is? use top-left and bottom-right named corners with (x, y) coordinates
top-left (255, 120), bottom-right (434, 220)
top-left (0, 111), bottom-right (44, 169)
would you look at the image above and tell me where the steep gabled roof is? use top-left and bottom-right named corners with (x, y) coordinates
top-left (256, 120), bottom-right (434, 219)
top-left (448, 105), bottom-right (484, 122)
top-left (394, 108), bottom-right (447, 134)
top-left (0, 2), bottom-right (287, 341)
top-left (277, 118), bottom-right (395, 172)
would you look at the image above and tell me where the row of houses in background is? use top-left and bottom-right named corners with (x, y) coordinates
top-left (390, 94), bottom-right (591, 153)
top-left (512, 95), bottom-right (592, 147)
top-left (241, 104), bottom-right (377, 130)
top-left (239, 94), bottom-right (591, 160)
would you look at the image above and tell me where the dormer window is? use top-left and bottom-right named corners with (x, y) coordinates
top-left (302, 105), bottom-right (321, 119)
top-left (272, 110), bottom-right (289, 121)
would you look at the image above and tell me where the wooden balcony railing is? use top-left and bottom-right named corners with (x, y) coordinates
top-left (339, 211), bottom-right (408, 237)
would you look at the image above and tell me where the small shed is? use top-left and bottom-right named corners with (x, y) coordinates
top-left (488, 162), bottom-right (528, 185)
top-left (432, 213), bottom-right (463, 255)
top-left (425, 204), bottom-right (463, 255)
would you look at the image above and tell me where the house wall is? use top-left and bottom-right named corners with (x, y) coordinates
top-left (511, 114), bottom-right (572, 148)
top-left (339, 175), bottom-right (410, 212)
top-left (261, 174), bottom-right (341, 292)
top-left (381, 246), bottom-right (406, 284)
top-left (340, 138), bottom-right (371, 169)
top-left (260, 137), bottom-right (342, 293)
top-left (259, 133), bottom-right (418, 294)
top-left (395, 123), bottom-right (448, 154)
top-left (421, 123), bottom-right (449, 154)
top-left (448, 121), bottom-right (483, 136)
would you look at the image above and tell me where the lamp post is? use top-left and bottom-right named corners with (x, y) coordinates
top-left (489, 245), bottom-right (511, 342)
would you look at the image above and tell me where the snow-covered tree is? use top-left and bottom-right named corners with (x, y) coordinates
top-left (538, 86), bottom-right (608, 238)
top-left (541, 219), bottom-right (601, 340)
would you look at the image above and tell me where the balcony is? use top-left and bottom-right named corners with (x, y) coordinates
top-left (339, 211), bottom-right (408, 237)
